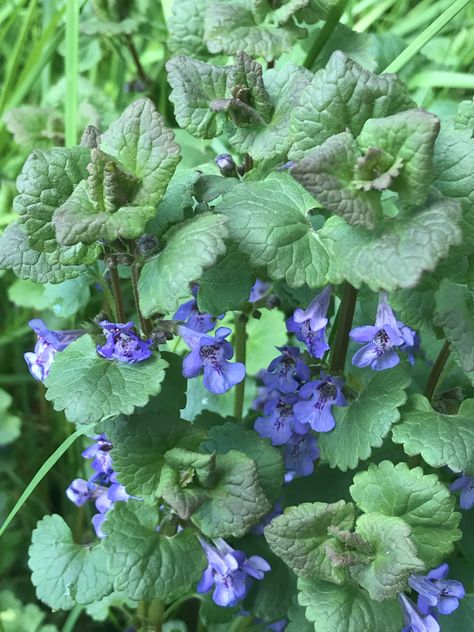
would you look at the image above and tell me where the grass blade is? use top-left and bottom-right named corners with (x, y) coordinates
top-left (65, 0), bottom-right (80, 146)
top-left (304, 0), bottom-right (352, 69)
top-left (384, 0), bottom-right (471, 73)
top-left (0, 427), bottom-right (88, 538)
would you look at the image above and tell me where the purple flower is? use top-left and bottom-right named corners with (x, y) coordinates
top-left (350, 292), bottom-right (404, 371)
top-left (97, 321), bottom-right (152, 363)
top-left (24, 319), bottom-right (83, 382)
top-left (294, 374), bottom-right (346, 433)
top-left (249, 279), bottom-right (271, 303)
top-left (215, 153), bottom-right (236, 176)
top-left (398, 321), bottom-right (420, 365)
top-left (399, 593), bottom-right (440, 632)
top-left (286, 286), bottom-right (331, 358)
top-left (254, 394), bottom-right (301, 446)
top-left (180, 326), bottom-right (245, 395)
top-left (66, 478), bottom-right (92, 506)
top-left (284, 432), bottom-right (320, 477)
top-left (197, 538), bottom-right (270, 607)
top-left (92, 513), bottom-right (107, 539)
top-left (173, 286), bottom-right (222, 333)
top-left (263, 346), bottom-right (310, 394)
top-left (450, 475), bottom-right (474, 509)
top-left (409, 563), bottom-right (465, 616)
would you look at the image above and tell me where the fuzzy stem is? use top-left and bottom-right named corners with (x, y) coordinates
top-left (131, 264), bottom-right (152, 336)
top-left (329, 283), bottom-right (358, 374)
top-left (109, 266), bottom-right (125, 323)
top-left (424, 340), bottom-right (451, 401)
top-left (233, 313), bottom-right (248, 420)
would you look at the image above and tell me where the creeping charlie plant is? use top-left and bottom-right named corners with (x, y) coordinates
top-left (1, 0), bottom-right (474, 631)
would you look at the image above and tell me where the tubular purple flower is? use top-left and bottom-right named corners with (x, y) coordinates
top-left (180, 326), bottom-right (245, 395)
top-left (284, 432), bottom-right (320, 477)
top-left (197, 537), bottom-right (270, 607)
top-left (350, 292), bottom-right (405, 370)
top-left (399, 593), bottom-right (440, 632)
top-left (263, 346), bottom-right (310, 394)
top-left (173, 286), bottom-right (222, 333)
top-left (24, 319), bottom-right (83, 382)
top-left (450, 474), bottom-right (474, 509)
top-left (97, 321), bottom-right (152, 363)
top-left (249, 279), bottom-right (271, 303)
top-left (293, 373), bottom-right (346, 433)
top-left (254, 394), bottom-right (300, 446)
top-left (66, 478), bottom-right (92, 506)
top-left (409, 563), bottom-right (465, 616)
top-left (286, 286), bottom-right (331, 358)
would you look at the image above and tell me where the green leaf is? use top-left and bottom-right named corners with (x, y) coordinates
top-left (0, 389), bottom-right (21, 446)
top-left (103, 502), bottom-right (206, 601)
top-left (229, 51), bottom-right (273, 124)
top-left (44, 335), bottom-right (168, 426)
top-left (350, 461), bottom-right (462, 567)
top-left (392, 395), bottom-right (474, 476)
top-left (14, 146), bottom-right (89, 253)
top-left (297, 577), bottom-right (403, 632)
top-left (139, 212), bottom-right (228, 316)
top-left (167, 0), bottom-right (209, 57)
top-left (434, 279), bottom-right (474, 372)
top-left (214, 173), bottom-right (328, 288)
top-left (29, 514), bottom-right (113, 610)
top-left (289, 51), bottom-right (414, 160)
top-left (192, 450), bottom-right (271, 538)
top-left (292, 132), bottom-right (384, 230)
top-left (357, 109), bottom-right (440, 209)
top-left (351, 513), bottom-right (424, 600)
top-left (166, 56), bottom-right (229, 138)
top-left (204, 1), bottom-right (306, 61)
top-left (319, 199), bottom-right (461, 291)
top-left (229, 65), bottom-right (313, 161)
top-left (43, 276), bottom-right (91, 319)
top-left (454, 98), bottom-right (474, 134)
top-left (7, 279), bottom-right (52, 310)
top-left (0, 223), bottom-right (84, 284)
top-left (200, 421), bottom-right (285, 502)
top-left (0, 590), bottom-right (59, 632)
top-left (318, 363), bottom-right (411, 471)
top-left (197, 246), bottom-right (254, 316)
top-left (264, 501), bottom-right (355, 584)
top-left (433, 125), bottom-right (474, 252)
top-left (100, 98), bottom-right (181, 207)
top-left (245, 308), bottom-right (288, 375)
top-left (147, 168), bottom-right (200, 238)
top-left (4, 105), bottom-right (63, 150)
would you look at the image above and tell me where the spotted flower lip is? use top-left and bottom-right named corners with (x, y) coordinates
top-left (263, 345), bottom-right (310, 394)
top-left (399, 593), bottom-right (440, 632)
top-left (97, 320), bottom-right (152, 363)
top-left (180, 325), bottom-right (245, 395)
top-left (284, 432), bottom-right (320, 477)
top-left (293, 373), bottom-right (346, 433)
top-left (450, 474), bottom-right (474, 509)
top-left (286, 286), bottom-right (331, 358)
top-left (254, 393), bottom-right (300, 446)
top-left (197, 537), bottom-right (270, 607)
top-left (350, 292), bottom-right (410, 371)
top-left (409, 563), bottom-right (465, 616)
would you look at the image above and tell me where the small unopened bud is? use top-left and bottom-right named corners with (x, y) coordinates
top-left (136, 234), bottom-right (159, 257)
top-left (116, 253), bottom-right (134, 266)
top-left (215, 153), bottom-right (236, 176)
top-left (80, 125), bottom-right (100, 148)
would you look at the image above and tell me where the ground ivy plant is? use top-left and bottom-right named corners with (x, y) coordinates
top-left (1, 3), bottom-right (474, 631)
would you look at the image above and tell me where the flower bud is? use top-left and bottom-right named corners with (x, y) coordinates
top-left (215, 153), bottom-right (236, 176)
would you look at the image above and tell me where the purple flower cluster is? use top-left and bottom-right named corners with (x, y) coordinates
top-left (66, 434), bottom-right (129, 538)
top-left (350, 292), bottom-right (418, 371)
top-left (253, 288), bottom-right (346, 479)
top-left (450, 474), bottom-right (474, 509)
top-left (24, 319), bottom-right (83, 382)
top-left (399, 563), bottom-right (465, 632)
top-left (173, 285), bottom-right (223, 333)
top-left (197, 537), bottom-right (270, 607)
top-left (97, 321), bottom-right (152, 363)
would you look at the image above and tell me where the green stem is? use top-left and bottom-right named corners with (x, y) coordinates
top-left (109, 266), bottom-right (125, 323)
top-left (383, 0), bottom-right (471, 73)
top-left (61, 604), bottom-right (83, 632)
top-left (65, 0), bottom-right (79, 146)
top-left (424, 340), bottom-right (450, 401)
top-left (233, 313), bottom-right (248, 420)
top-left (131, 263), bottom-right (152, 336)
top-left (163, 594), bottom-right (194, 620)
top-left (303, 0), bottom-right (351, 69)
top-left (148, 598), bottom-right (164, 632)
top-left (92, 266), bottom-right (116, 320)
top-left (329, 283), bottom-right (358, 374)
